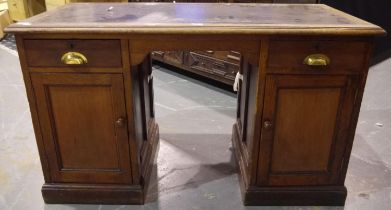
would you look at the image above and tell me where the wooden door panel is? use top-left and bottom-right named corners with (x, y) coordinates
top-left (49, 86), bottom-right (120, 170)
top-left (258, 75), bottom-right (358, 186)
top-left (271, 88), bottom-right (341, 173)
top-left (31, 73), bottom-right (132, 184)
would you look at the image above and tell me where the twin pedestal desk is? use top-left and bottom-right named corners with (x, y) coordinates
top-left (6, 3), bottom-right (385, 206)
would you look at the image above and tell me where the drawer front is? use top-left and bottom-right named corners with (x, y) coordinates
top-left (267, 40), bottom-right (368, 74)
top-left (24, 39), bottom-right (123, 68)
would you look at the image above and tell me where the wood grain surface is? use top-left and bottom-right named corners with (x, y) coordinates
top-left (5, 3), bottom-right (385, 35)
top-left (9, 2), bottom-right (384, 205)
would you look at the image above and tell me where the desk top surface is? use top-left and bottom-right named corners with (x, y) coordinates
top-left (6, 3), bottom-right (385, 36)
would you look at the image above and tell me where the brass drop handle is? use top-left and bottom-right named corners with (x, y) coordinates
top-left (303, 54), bottom-right (330, 66)
top-left (263, 120), bottom-right (272, 130)
top-left (61, 52), bottom-right (88, 65)
top-left (115, 117), bottom-right (126, 127)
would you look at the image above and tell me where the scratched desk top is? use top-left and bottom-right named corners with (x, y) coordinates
top-left (6, 3), bottom-right (385, 35)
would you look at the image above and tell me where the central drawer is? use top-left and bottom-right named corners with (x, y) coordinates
top-left (23, 39), bottom-right (123, 69)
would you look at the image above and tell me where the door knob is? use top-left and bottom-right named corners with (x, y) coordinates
top-left (115, 117), bottom-right (126, 127)
top-left (263, 120), bottom-right (272, 130)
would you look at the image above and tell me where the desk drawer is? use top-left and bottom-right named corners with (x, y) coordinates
top-left (24, 39), bottom-right (123, 68)
top-left (267, 40), bottom-right (368, 74)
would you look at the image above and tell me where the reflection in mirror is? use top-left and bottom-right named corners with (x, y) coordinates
top-left (151, 50), bottom-right (241, 86)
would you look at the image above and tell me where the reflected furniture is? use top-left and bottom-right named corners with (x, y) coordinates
top-left (6, 3), bottom-right (385, 205)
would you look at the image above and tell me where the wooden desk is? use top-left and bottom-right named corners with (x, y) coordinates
top-left (6, 3), bottom-right (385, 206)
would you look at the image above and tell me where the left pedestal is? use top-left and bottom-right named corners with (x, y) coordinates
top-left (15, 37), bottom-right (159, 204)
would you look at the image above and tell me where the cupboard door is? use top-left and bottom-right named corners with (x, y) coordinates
top-left (258, 75), bottom-right (358, 186)
top-left (31, 73), bottom-right (132, 184)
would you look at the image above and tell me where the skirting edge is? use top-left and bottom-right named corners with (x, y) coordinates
top-left (42, 183), bottom-right (143, 204)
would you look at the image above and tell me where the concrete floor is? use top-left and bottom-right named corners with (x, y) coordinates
top-left (0, 35), bottom-right (390, 210)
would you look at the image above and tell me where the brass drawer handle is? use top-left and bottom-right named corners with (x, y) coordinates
top-left (61, 52), bottom-right (88, 65)
top-left (303, 54), bottom-right (330, 66)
